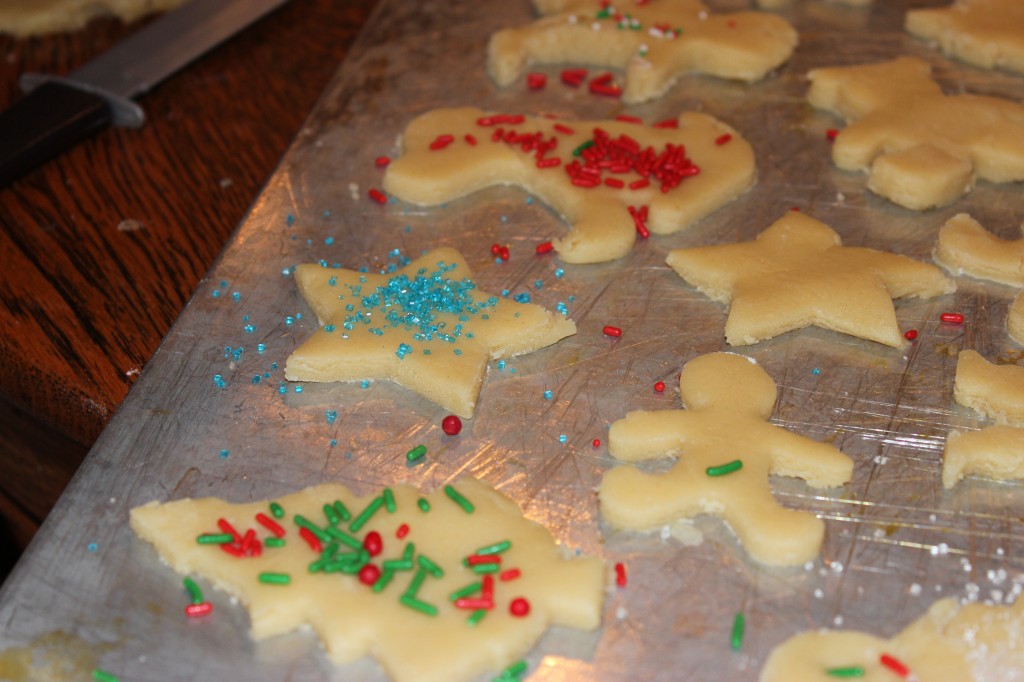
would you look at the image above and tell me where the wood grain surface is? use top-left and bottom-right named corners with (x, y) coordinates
top-left (0, 0), bottom-right (379, 561)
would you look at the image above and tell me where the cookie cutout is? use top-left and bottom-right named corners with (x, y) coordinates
top-left (907, 0), bottom-right (1024, 76)
top-left (130, 478), bottom-right (606, 682)
top-left (383, 107), bottom-right (755, 263)
top-left (487, 0), bottom-right (798, 104)
top-left (599, 352), bottom-right (852, 566)
top-left (934, 213), bottom-right (1024, 287)
top-left (943, 425), bottom-right (1024, 488)
top-left (665, 211), bottom-right (956, 347)
top-left (284, 248), bottom-right (576, 417)
top-left (807, 57), bottom-right (1024, 210)
top-left (954, 349), bottom-right (1024, 427)
top-left (762, 597), bottom-right (1024, 681)
top-left (1009, 291), bottom-right (1024, 344)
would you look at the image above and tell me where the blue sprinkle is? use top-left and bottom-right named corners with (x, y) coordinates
top-left (494, 257), bottom-right (504, 264)
top-left (453, 348), bottom-right (462, 356)
top-left (220, 280), bottom-right (228, 288)
top-left (514, 293), bottom-right (531, 303)
top-left (285, 316), bottom-right (295, 326)
top-left (328, 276), bottom-right (337, 286)
top-left (212, 290), bottom-right (221, 298)
top-left (559, 434), bottom-right (568, 443)
top-left (263, 372), bottom-right (270, 379)
top-left (282, 267), bottom-right (291, 276)
top-left (325, 237), bottom-right (334, 245)
top-left (568, 295), bottom-right (576, 302)
top-left (323, 210), bottom-right (331, 217)
top-left (526, 197), bottom-right (534, 205)
top-left (270, 362), bottom-right (279, 370)
top-left (497, 360), bottom-right (506, 371)
top-left (324, 324), bottom-right (336, 332)
top-left (330, 439), bottom-right (338, 447)
top-left (326, 410), bottom-right (338, 424)
top-left (219, 449), bottom-right (230, 459)
top-left (286, 213), bottom-right (295, 226)
top-left (257, 343), bottom-right (266, 354)
top-left (242, 315), bottom-right (250, 322)
top-left (534, 279), bottom-right (543, 289)
top-left (244, 324), bottom-right (255, 334)
top-left (252, 375), bottom-right (261, 384)
top-left (87, 542), bottom-right (98, 553)
top-left (346, 451), bottom-right (352, 459)
top-left (543, 390), bottom-right (553, 400)
top-left (396, 343), bottom-right (413, 359)
top-left (213, 374), bottom-right (227, 389)
top-left (555, 268), bottom-right (565, 278)
top-left (361, 380), bottom-right (370, 389)
top-left (812, 368), bottom-right (821, 375)
top-left (278, 382), bottom-right (287, 395)
top-left (232, 292), bottom-right (241, 302)
top-left (510, 368), bottom-right (516, 374)
top-left (294, 385), bottom-right (303, 394)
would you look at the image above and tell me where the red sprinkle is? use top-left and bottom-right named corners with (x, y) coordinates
top-left (561, 68), bottom-right (588, 87)
top-left (535, 241), bottom-right (554, 255)
top-left (628, 205), bottom-right (650, 239)
top-left (941, 312), bottom-right (965, 324)
top-left (482, 574), bottom-right (495, 599)
top-left (456, 597), bottom-right (494, 610)
top-left (499, 246), bottom-right (510, 261)
top-left (464, 134), bottom-right (477, 146)
top-left (299, 527), bottom-right (322, 553)
top-left (904, 329), bottom-right (919, 340)
top-left (255, 512), bottom-right (286, 538)
top-left (614, 562), bottom-right (627, 587)
top-left (790, 206), bottom-right (801, 212)
top-left (500, 568), bottom-right (521, 581)
top-left (592, 438), bottom-right (601, 448)
top-left (396, 523), bottom-right (410, 539)
top-left (220, 543), bottom-right (245, 558)
top-left (615, 114), bottom-right (643, 124)
top-left (536, 157), bottom-right (561, 168)
top-left (374, 156), bottom-right (390, 167)
top-left (604, 177), bottom-right (625, 188)
top-left (879, 653), bottom-right (911, 678)
top-left (589, 82), bottom-right (622, 97)
top-left (826, 128), bottom-right (839, 141)
top-left (490, 243), bottom-right (502, 256)
top-left (654, 381), bottom-right (665, 393)
top-left (368, 188), bottom-right (387, 205)
top-left (217, 518), bottom-right (242, 544)
top-left (358, 563), bottom-right (382, 586)
top-left (185, 602), bottom-right (213, 618)
top-left (553, 123), bottom-right (576, 135)
top-left (467, 554), bottom-right (502, 566)
top-left (628, 179), bottom-right (650, 190)
top-left (363, 530), bottom-right (383, 557)
top-left (653, 118), bottom-right (679, 129)
top-left (603, 325), bottom-right (623, 338)
top-left (442, 414), bottom-right (463, 435)
top-left (715, 133), bottom-right (733, 146)
top-left (509, 597), bottom-right (531, 617)
top-left (526, 72), bottom-right (547, 90)
top-left (429, 134), bottom-right (455, 151)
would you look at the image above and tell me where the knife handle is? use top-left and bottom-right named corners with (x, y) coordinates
top-left (0, 81), bottom-right (113, 188)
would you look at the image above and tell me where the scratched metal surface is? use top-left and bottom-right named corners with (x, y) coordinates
top-left (2, 0), bottom-right (1024, 680)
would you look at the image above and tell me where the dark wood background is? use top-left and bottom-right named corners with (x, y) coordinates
top-left (0, 0), bottom-right (379, 579)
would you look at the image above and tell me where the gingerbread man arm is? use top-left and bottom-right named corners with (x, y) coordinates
top-left (762, 425), bottom-right (853, 488)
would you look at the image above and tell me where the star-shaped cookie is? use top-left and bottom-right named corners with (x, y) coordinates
top-left (934, 213), bottom-right (1024, 287)
top-left (807, 57), bottom-right (1024, 210)
top-left (599, 352), bottom-right (853, 566)
top-left (383, 107), bottom-right (755, 263)
top-left (907, 0), bottom-right (1024, 75)
top-left (488, 0), bottom-right (798, 103)
top-left (284, 248), bottom-right (576, 417)
top-left (665, 211), bottom-right (956, 347)
top-left (131, 478), bottom-right (606, 682)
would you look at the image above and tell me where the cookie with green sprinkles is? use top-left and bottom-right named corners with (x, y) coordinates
top-left (130, 478), bottom-right (605, 682)
top-left (284, 247), bottom-right (576, 417)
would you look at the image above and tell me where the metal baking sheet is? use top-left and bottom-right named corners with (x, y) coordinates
top-left (2, 1), bottom-right (1023, 680)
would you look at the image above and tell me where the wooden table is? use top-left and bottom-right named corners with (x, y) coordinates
top-left (0, 0), bottom-right (378, 565)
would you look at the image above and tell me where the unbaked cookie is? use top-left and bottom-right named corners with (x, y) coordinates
top-left (934, 213), bottom-right (1024, 287)
top-left (488, 0), bottom-right (798, 104)
top-left (284, 247), bottom-right (576, 417)
top-left (383, 107), bottom-right (755, 263)
top-left (599, 352), bottom-right (853, 566)
top-left (1009, 291), bottom-right (1024, 344)
top-left (761, 597), bottom-right (1024, 681)
top-left (943, 425), bottom-right (1024, 488)
top-left (130, 478), bottom-right (606, 682)
top-left (906, 0), bottom-right (1024, 76)
top-left (665, 211), bottom-right (956, 347)
top-left (0, 0), bottom-right (183, 36)
top-left (954, 349), bottom-right (1024, 427)
top-left (807, 57), bottom-right (1024, 210)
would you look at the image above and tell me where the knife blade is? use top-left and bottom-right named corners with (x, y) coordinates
top-left (0, 0), bottom-right (291, 189)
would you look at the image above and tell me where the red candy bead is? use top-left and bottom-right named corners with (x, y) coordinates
top-left (359, 564), bottom-right (382, 586)
top-left (603, 325), bottom-right (622, 337)
top-left (904, 329), bottom-right (918, 340)
top-left (442, 415), bottom-right (462, 435)
top-left (535, 241), bottom-right (554, 255)
top-left (653, 381), bottom-right (665, 393)
top-left (526, 72), bottom-right (547, 90)
top-left (592, 438), bottom-right (601, 448)
top-left (185, 602), bottom-right (213, 618)
top-left (940, 312), bottom-right (965, 324)
top-left (363, 530), bottom-right (383, 557)
top-left (499, 246), bottom-right (510, 261)
top-left (509, 597), bottom-right (531, 617)
top-left (490, 243), bottom-right (502, 256)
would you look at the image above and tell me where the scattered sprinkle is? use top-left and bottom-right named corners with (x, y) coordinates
top-left (442, 414), bottom-right (463, 435)
top-left (940, 312), bottom-right (965, 324)
top-left (653, 381), bottom-right (665, 392)
top-left (705, 460), bottom-right (743, 477)
top-left (730, 612), bottom-right (745, 651)
top-left (904, 329), bottom-right (919, 340)
top-left (603, 325), bottom-right (622, 338)
top-left (406, 444), bottom-right (427, 462)
top-left (614, 562), bottom-right (627, 587)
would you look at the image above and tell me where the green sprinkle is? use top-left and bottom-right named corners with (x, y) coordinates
top-left (706, 459), bottom-right (744, 477)
top-left (400, 594), bottom-right (438, 616)
top-left (92, 670), bottom-right (120, 682)
top-left (826, 667), bottom-right (865, 678)
top-left (323, 503), bottom-right (339, 526)
top-left (183, 577), bottom-right (203, 604)
top-left (475, 540), bottom-right (511, 556)
top-left (333, 500), bottom-right (352, 522)
top-left (466, 608), bottom-right (487, 627)
top-left (406, 444), bottom-right (427, 462)
top-left (308, 558), bottom-right (327, 573)
top-left (383, 487), bottom-right (396, 513)
top-left (258, 572), bottom-right (291, 585)
top-left (450, 581), bottom-right (482, 601)
top-left (269, 502), bottom-right (284, 519)
top-left (264, 537), bottom-right (285, 548)
top-left (417, 554), bottom-right (444, 578)
top-left (326, 526), bottom-right (363, 549)
top-left (320, 542), bottom-right (339, 560)
top-left (572, 140), bottom-right (595, 157)
top-left (196, 532), bottom-right (234, 545)
top-left (373, 568), bottom-right (394, 593)
top-left (382, 559), bottom-right (415, 571)
top-left (498, 660), bottom-right (528, 679)
top-left (293, 514), bottom-right (330, 542)
top-left (349, 496), bottom-right (385, 532)
top-left (405, 567), bottom-right (428, 598)
top-left (403, 542), bottom-right (416, 561)
top-left (444, 485), bottom-right (475, 513)
top-left (730, 612), bottom-right (745, 651)
top-left (417, 497), bottom-right (431, 512)
top-left (471, 562), bottom-right (500, 574)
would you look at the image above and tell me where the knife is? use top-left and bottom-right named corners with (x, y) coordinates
top-left (0, 0), bottom-right (290, 189)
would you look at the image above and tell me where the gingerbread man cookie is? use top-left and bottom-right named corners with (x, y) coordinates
top-left (934, 213), bottom-right (1024, 287)
top-left (599, 352), bottom-right (853, 566)
top-left (284, 248), bottom-right (576, 417)
top-left (488, 0), bottom-right (798, 104)
top-left (762, 597), bottom-right (1024, 681)
top-left (665, 211), bottom-right (956, 347)
top-left (383, 107), bottom-right (755, 263)
top-left (807, 57), bottom-right (1024, 210)
top-left (907, 0), bottom-right (1024, 76)
top-left (131, 478), bottom-right (606, 682)
top-left (954, 349), bottom-right (1024, 427)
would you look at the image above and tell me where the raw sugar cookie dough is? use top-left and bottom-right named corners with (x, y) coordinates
top-left (383, 107), bottom-right (755, 263)
top-left (284, 247), bottom-right (576, 417)
top-left (665, 211), bottom-right (955, 347)
top-left (933, 213), bottom-right (1024, 287)
top-left (906, 0), bottom-right (1024, 76)
top-left (1010, 291), bottom-right (1024, 345)
top-left (488, 0), bottom-right (798, 103)
top-left (761, 597), bottom-right (1024, 682)
top-left (954, 349), bottom-right (1024, 427)
top-left (943, 425), bottom-right (1024, 488)
top-left (807, 57), bottom-right (1024, 210)
top-left (599, 352), bottom-right (853, 566)
top-left (130, 478), bottom-right (606, 682)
